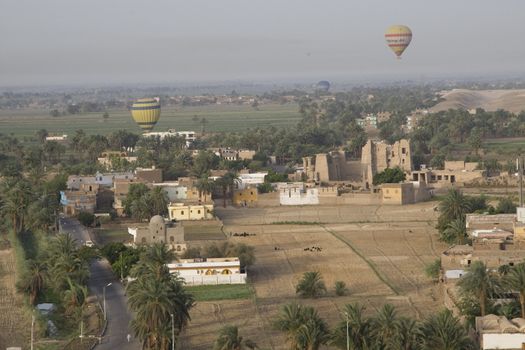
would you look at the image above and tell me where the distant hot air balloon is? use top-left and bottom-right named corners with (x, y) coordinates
top-left (130, 98), bottom-right (161, 133)
top-left (315, 80), bottom-right (331, 92)
top-left (385, 25), bottom-right (412, 59)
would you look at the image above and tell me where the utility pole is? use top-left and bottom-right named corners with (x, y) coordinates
top-left (31, 312), bottom-right (35, 350)
top-left (345, 311), bottom-right (349, 350)
top-left (171, 313), bottom-right (175, 350)
top-left (103, 282), bottom-right (112, 320)
top-left (518, 156), bottom-right (523, 208)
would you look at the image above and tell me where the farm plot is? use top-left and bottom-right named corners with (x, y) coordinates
top-left (181, 203), bottom-right (447, 349)
top-left (0, 250), bottom-right (31, 349)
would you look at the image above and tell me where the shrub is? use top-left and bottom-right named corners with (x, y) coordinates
top-left (77, 212), bottom-right (95, 227)
top-left (296, 271), bottom-right (326, 298)
top-left (334, 281), bottom-right (348, 296)
top-left (425, 259), bottom-right (441, 282)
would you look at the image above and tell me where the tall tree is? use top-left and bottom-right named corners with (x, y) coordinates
top-left (214, 325), bottom-right (257, 350)
top-left (331, 303), bottom-right (372, 350)
top-left (419, 309), bottom-right (474, 350)
top-left (504, 263), bottom-right (525, 318)
top-left (295, 271), bottom-right (327, 299)
top-left (372, 304), bottom-right (398, 349)
top-left (457, 261), bottom-right (499, 316)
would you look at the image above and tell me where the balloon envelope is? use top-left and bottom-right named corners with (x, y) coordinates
top-left (130, 98), bottom-right (161, 132)
top-left (316, 80), bottom-right (330, 92)
top-left (385, 25), bottom-right (412, 58)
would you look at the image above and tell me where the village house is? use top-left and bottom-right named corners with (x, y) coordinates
top-left (60, 183), bottom-right (99, 216)
top-left (232, 188), bottom-right (258, 207)
top-left (410, 161), bottom-right (484, 188)
top-left (235, 172), bottom-right (267, 190)
top-left (278, 183), bottom-right (319, 205)
top-left (97, 151), bottom-right (137, 169)
top-left (167, 203), bottom-right (214, 221)
top-left (476, 314), bottom-right (525, 350)
top-left (128, 215), bottom-right (186, 252)
top-left (166, 257), bottom-right (246, 285)
top-left (380, 182), bottom-right (431, 205)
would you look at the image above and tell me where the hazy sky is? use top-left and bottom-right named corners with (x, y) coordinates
top-left (2, 0), bottom-right (525, 86)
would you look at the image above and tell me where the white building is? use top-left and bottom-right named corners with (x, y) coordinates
top-left (167, 257), bottom-right (246, 285)
top-left (95, 171), bottom-right (135, 187)
top-left (279, 183), bottom-right (319, 205)
top-left (235, 172), bottom-right (267, 190)
top-left (476, 314), bottom-right (525, 350)
top-left (152, 182), bottom-right (188, 202)
top-left (142, 129), bottom-right (196, 147)
top-left (45, 134), bottom-right (68, 141)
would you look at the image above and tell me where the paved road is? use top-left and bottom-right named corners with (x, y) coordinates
top-left (59, 217), bottom-right (140, 349)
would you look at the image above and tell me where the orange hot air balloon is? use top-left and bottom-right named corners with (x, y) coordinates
top-left (385, 25), bottom-right (412, 59)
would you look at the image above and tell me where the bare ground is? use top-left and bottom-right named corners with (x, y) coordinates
top-left (0, 249), bottom-right (31, 349)
top-left (179, 202), bottom-right (447, 349)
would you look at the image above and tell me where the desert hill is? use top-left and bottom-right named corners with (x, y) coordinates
top-left (431, 89), bottom-right (525, 114)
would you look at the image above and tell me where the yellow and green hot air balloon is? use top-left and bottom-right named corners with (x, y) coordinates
top-left (385, 25), bottom-right (412, 59)
top-left (130, 98), bottom-right (161, 132)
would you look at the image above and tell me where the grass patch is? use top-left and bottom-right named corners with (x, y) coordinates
top-left (185, 284), bottom-right (254, 301)
top-left (184, 224), bottom-right (225, 241)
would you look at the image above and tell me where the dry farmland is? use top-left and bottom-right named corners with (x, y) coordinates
top-left (0, 249), bottom-right (31, 349)
top-left (179, 202), bottom-right (447, 350)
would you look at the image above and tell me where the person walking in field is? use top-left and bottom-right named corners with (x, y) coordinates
top-left (127, 334), bottom-right (131, 343)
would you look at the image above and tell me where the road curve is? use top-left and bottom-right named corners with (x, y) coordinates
top-left (59, 217), bottom-right (140, 349)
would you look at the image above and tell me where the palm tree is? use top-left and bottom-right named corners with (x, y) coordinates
top-left (128, 243), bottom-right (194, 349)
top-left (441, 218), bottom-right (468, 244)
top-left (296, 271), bottom-right (326, 298)
top-left (214, 325), bottom-right (257, 350)
top-left (331, 303), bottom-right (372, 350)
top-left (504, 262), bottom-right (525, 318)
top-left (296, 308), bottom-right (330, 350)
top-left (1, 179), bottom-right (33, 233)
top-left (196, 175), bottom-right (215, 203)
top-left (149, 187), bottom-right (168, 216)
top-left (216, 172), bottom-right (238, 208)
top-left (393, 317), bottom-right (421, 350)
top-left (457, 261), bottom-right (499, 316)
top-left (273, 303), bottom-right (307, 349)
top-left (20, 260), bottom-right (47, 305)
top-left (372, 304), bottom-right (398, 349)
top-left (63, 278), bottom-right (87, 316)
top-left (438, 188), bottom-right (471, 230)
top-left (419, 309), bottom-right (474, 350)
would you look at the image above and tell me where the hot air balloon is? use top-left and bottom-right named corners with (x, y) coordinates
top-left (315, 81), bottom-right (330, 93)
top-left (385, 25), bottom-right (412, 59)
top-left (130, 98), bottom-right (161, 133)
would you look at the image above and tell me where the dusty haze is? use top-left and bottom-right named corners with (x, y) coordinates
top-left (2, 0), bottom-right (525, 86)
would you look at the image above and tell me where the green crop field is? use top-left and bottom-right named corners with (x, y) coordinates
top-left (0, 103), bottom-right (301, 138)
top-left (185, 283), bottom-right (254, 301)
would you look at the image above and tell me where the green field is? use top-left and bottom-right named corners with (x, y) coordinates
top-left (0, 103), bottom-right (301, 138)
top-left (183, 223), bottom-right (226, 241)
top-left (185, 283), bottom-right (254, 301)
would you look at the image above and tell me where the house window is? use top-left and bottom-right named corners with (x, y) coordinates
top-left (250, 192), bottom-right (253, 195)
top-left (197, 210), bottom-right (201, 214)
top-left (141, 237), bottom-right (146, 243)
top-left (181, 211), bottom-right (184, 215)
top-left (170, 236), bottom-right (174, 242)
